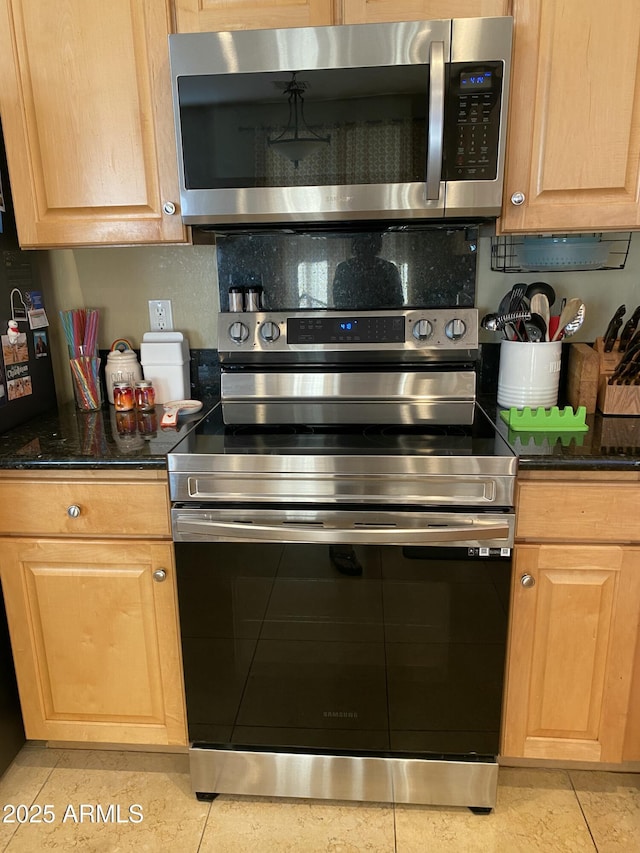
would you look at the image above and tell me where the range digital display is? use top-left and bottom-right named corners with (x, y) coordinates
top-left (288, 316), bottom-right (405, 345)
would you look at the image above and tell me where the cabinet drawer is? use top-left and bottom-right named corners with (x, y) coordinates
top-left (517, 482), bottom-right (640, 543)
top-left (0, 480), bottom-right (170, 537)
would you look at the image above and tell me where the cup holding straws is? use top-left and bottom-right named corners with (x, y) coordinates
top-left (60, 308), bottom-right (102, 412)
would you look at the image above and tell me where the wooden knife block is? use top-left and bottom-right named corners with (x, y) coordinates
top-left (567, 339), bottom-right (640, 415)
top-left (594, 338), bottom-right (640, 415)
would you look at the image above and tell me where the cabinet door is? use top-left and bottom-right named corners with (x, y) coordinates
top-left (500, 0), bottom-right (640, 233)
top-left (623, 630), bottom-right (640, 761)
top-left (342, 1), bottom-right (510, 24)
top-left (0, 0), bottom-right (187, 247)
top-left (502, 545), bottom-right (640, 763)
top-left (174, 0), bottom-right (334, 32)
top-left (0, 539), bottom-right (186, 746)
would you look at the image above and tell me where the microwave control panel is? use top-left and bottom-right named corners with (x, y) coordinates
top-left (443, 61), bottom-right (503, 182)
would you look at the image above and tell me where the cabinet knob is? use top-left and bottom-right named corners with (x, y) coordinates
top-left (510, 191), bottom-right (526, 206)
top-left (153, 569), bottom-right (167, 583)
top-left (67, 504), bottom-right (81, 518)
top-left (163, 201), bottom-right (176, 215)
top-left (520, 573), bottom-right (536, 588)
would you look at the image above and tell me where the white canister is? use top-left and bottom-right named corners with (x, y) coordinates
top-left (105, 350), bottom-right (143, 404)
top-left (497, 340), bottom-right (562, 409)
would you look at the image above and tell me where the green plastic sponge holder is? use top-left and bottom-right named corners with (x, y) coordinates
top-left (499, 406), bottom-right (589, 432)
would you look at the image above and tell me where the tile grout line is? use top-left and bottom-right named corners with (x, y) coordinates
top-left (1, 746), bottom-right (64, 853)
top-left (194, 797), bottom-right (214, 853)
top-left (567, 771), bottom-right (600, 852)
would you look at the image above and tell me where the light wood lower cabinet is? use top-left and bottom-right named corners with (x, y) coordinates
top-left (0, 538), bottom-right (186, 746)
top-left (0, 470), bottom-right (186, 747)
top-left (503, 471), bottom-right (640, 765)
top-left (502, 544), bottom-right (640, 763)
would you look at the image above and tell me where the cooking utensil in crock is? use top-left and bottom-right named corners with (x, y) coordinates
top-left (530, 293), bottom-right (550, 341)
top-left (481, 310), bottom-right (531, 334)
top-left (525, 281), bottom-right (556, 308)
top-left (551, 297), bottom-right (582, 341)
top-left (560, 301), bottom-right (585, 339)
top-left (523, 312), bottom-right (547, 342)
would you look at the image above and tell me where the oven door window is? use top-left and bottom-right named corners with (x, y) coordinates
top-left (176, 543), bottom-right (510, 758)
top-left (177, 66), bottom-right (427, 190)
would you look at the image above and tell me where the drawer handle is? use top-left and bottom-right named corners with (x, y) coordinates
top-left (153, 569), bottom-right (167, 583)
top-left (67, 505), bottom-right (81, 519)
top-left (520, 573), bottom-right (536, 588)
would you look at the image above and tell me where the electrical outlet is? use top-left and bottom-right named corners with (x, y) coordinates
top-left (148, 299), bottom-right (173, 332)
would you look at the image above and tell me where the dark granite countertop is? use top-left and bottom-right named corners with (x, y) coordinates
top-left (2, 395), bottom-right (639, 473)
top-left (0, 402), bottom-right (211, 470)
top-left (481, 397), bottom-right (640, 472)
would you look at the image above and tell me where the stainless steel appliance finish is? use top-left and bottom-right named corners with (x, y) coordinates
top-left (221, 370), bottom-right (476, 425)
top-left (169, 17), bottom-right (512, 226)
top-left (169, 308), bottom-right (515, 812)
top-left (169, 448), bottom-right (515, 508)
top-left (218, 308), bottom-right (479, 425)
top-left (172, 507), bottom-right (514, 547)
top-left (190, 749), bottom-right (499, 809)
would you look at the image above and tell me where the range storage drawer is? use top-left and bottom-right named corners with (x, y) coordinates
top-left (0, 477), bottom-right (170, 537)
top-left (516, 481), bottom-right (640, 543)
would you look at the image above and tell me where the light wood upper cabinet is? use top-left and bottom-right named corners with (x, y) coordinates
top-left (500, 0), bottom-right (640, 233)
top-left (0, 0), bottom-right (187, 247)
top-left (502, 544), bottom-right (640, 763)
top-left (173, 0), bottom-right (335, 31)
top-left (341, 1), bottom-right (510, 24)
top-left (173, 0), bottom-right (511, 32)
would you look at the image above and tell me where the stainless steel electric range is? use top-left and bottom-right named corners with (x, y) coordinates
top-left (168, 308), bottom-right (516, 812)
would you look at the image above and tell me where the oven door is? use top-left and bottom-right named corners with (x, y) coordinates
top-left (173, 506), bottom-right (513, 805)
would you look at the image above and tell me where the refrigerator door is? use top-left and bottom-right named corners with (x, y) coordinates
top-left (0, 122), bottom-right (57, 433)
top-left (0, 583), bottom-right (24, 778)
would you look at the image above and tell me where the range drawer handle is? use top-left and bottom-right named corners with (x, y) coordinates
top-left (67, 505), bottom-right (81, 518)
top-left (153, 569), bottom-right (167, 583)
top-left (520, 573), bottom-right (536, 588)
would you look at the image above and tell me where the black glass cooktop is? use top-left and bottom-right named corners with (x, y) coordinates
top-left (170, 402), bottom-right (515, 460)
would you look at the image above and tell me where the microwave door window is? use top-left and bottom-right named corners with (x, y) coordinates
top-left (177, 66), bottom-right (428, 191)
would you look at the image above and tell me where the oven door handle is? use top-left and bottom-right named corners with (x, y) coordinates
top-left (172, 518), bottom-right (512, 545)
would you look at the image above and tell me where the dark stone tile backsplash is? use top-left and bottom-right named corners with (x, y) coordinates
top-left (211, 225), bottom-right (479, 312)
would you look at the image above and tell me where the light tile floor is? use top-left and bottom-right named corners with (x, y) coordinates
top-left (0, 745), bottom-right (638, 852)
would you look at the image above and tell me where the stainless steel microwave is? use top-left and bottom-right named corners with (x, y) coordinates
top-left (168, 17), bottom-right (512, 227)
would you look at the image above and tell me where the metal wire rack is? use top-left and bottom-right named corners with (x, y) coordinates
top-left (490, 232), bottom-right (632, 273)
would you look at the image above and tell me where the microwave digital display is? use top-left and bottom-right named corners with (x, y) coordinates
top-left (460, 70), bottom-right (493, 90)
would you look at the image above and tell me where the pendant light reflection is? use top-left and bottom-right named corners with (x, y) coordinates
top-left (268, 72), bottom-right (330, 168)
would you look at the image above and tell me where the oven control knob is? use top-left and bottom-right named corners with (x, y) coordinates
top-left (412, 319), bottom-right (433, 341)
top-left (229, 321), bottom-right (250, 344)
top-left (260, 321), bottom-right (280, 343)
top-left (445, 318), bottom-right (467, 341)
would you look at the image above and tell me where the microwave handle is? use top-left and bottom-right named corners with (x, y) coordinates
top-left (426, 40), bottom-right (445, 201)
